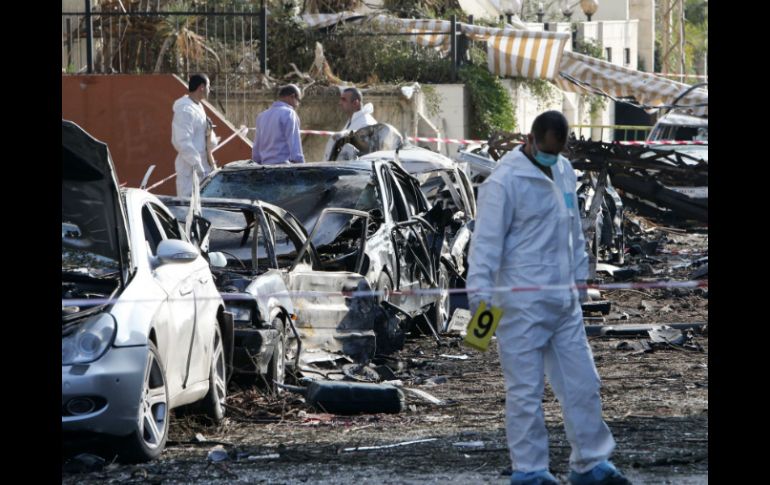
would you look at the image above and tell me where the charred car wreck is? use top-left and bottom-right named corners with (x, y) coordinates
top-left (162, 196), bottom-right (402, 383)
top-left (566, 138), bottom-right (708, 224)
top-left (200, 159), bottom-right (455, 336)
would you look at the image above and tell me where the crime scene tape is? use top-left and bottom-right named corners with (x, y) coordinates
top-left (298, 129), bottom-right (706, 147)
top-left (62, 279), bottom-right (707, 308)
top-left (298, 129), bottom-right (486, 145)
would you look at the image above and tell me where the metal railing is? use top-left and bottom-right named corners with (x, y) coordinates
top-left (572, 124), bottom-right (652, 142)
top-left (62, 1), bottom-right (267, 76)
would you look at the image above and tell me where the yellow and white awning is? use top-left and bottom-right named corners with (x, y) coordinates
top-left (555, 51), bottom-right (708, 116)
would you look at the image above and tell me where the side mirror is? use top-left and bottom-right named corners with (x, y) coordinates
top-left (157, 239), bottom-right (199, 265)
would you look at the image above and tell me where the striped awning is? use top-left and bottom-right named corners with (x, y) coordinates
top-left (470, 28), bottom-right (570, 80)
top-left (555, 51), bottom-right (708, 116)
top-left (369, 15), bottom-right (453, 49)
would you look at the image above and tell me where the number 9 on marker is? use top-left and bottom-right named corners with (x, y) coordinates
top-left (463, 301), bottom-right (503, 351)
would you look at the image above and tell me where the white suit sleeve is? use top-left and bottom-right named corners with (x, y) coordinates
top-left (172, 109), bottom-right (205, 175)
top-left (467, 178), bottom-right (512, 308)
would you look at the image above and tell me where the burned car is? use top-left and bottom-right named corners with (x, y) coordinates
top-left (161, 196), bottom-right (393, 383)
top-left (62, 121), bottom-right (232, 462)
top-left (200, 160), bottom-right (452, 334)
top-left (647, 110), bottom-right (708, 142)
top-left (361, 146), bottom-right (476, 314)
top-left (568, 139), bottom-right (708, 224)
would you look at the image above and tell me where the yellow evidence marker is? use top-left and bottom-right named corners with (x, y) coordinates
top-left (463, 302), bottom-right (503, 351)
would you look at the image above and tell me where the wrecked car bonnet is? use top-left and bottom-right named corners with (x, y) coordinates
top-left (62, 120), bottom-right (130, 281)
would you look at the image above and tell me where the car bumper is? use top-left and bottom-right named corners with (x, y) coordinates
top-left (62, 345), bottom-right (148, 437)
top-left (233, 327), bottom-right (279, 374)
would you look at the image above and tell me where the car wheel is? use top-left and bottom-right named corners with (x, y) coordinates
top-left (266, 317), bottom-right (286, 394)
top-left (424, 264), bottom-right (450, 333)
top-left (432, 264), bottom-right (451, 333)
top-left (376, 271), bottom-right (392, 304)
top-left (118, 341), bottom-right (169, 463)
top-left (199, 324), bottom-right (226, 423)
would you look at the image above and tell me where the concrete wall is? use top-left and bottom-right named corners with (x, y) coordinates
top-left (425, 84), bottom-right (469, 157)
top-left (216, 84), bottom-right (458, 162)
top-left (578, 20), bottom-right (638, 69)
top-left (62, 74), bottom-right (252, 195)
top-left (629, 0), bottom-right (656, 72)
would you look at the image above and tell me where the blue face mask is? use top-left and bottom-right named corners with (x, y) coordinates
top-left (531, 141), bottom-right (559, 167)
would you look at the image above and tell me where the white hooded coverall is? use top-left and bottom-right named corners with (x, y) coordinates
top-left (466, 146), bottom-right (616, 473)
top-left (172, 95), bottom-right (216, 197)
top-left (323, 102), bottom-right (377, 160)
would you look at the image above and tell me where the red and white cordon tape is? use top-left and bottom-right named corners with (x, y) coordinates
top-left (300, 129), bottom-right (706, 147)
top-left (618, 140), bottom-right (707, 146)
top-left (62, 279), bottom-right (707, 308)
top-left (300, 129), bottom-right (485, 145)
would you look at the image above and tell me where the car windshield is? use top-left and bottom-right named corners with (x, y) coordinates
top-left (202, 168), bottom-right (379, 246)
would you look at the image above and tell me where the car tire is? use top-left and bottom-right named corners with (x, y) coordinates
top-left (198, 324), bottom-right (226, 423)
top-left (117, 341), bottom-right (169, 463)
top-left (429, 264), bottom-right (451, 333)
top-left (266, 317), bottom-right (286, 394)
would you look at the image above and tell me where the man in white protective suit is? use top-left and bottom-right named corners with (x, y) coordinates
top-left (467, 111), bottom-right (631, 485)
top-left (171, 73), bottom-right (218, 197)
top-left (323, 87), bottom-right (377, 160)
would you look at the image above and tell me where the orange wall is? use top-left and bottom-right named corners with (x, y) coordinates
top-left (62, 74), bottom-right (252, 195)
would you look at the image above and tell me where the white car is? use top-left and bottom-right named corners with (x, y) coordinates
top-left (62, 120), bottom-right (232, 462)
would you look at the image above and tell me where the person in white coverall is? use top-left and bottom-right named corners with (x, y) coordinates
top-left (172, 73), bottom-right (218, 197)
top-left (467, 111), bottom-right (630, 485)
top-left (323, 87), bottom-right (377, 160)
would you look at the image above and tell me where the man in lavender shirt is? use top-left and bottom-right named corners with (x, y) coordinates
top-left (252, 84), bottom-right (305, 164)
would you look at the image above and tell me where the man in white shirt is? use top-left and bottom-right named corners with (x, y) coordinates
top-left (323, 87), bottom-right (377, 160)
top-left (171, 73), bottom-right (218, 197)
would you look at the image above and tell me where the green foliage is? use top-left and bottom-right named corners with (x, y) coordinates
top-left (458, 63), bottom-right (516, 138)
top-left (265, 16), bottom-right (454, 83)
top-left (573, 38), bottom-right (603, 59)
top-left (520, 78), bottom-right (560, 109)
top-left (383, 0), bottom-right (465, 19)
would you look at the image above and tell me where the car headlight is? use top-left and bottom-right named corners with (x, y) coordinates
top-left (62, 313), bottom-right (117, 365)
top-left (227, 304), bottom-right (252, 323)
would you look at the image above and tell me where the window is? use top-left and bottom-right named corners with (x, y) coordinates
top-left (624, 48), bottom-right (631, 65)
top-left (141, 206), bottom-right (163, 255)
top-left (267, 214), bottom-right (311, 268)
top-left (605, 47), bottom-right (612, 62)
top-left (150, 203), bottom-right (182, 240)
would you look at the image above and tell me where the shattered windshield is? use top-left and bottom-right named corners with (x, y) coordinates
top-left (62, 221), bottom-right (120, 278)
top-left (202, 168), bottom-right (380, 246)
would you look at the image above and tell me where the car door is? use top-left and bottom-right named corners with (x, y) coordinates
top-left (141, 203), bottom-right (197, 397)
top-left (390, 167), bottom-right (441, 310)
top-left (151, 202), bottom-right (214, 388)
top-left (376, 164), bottom-right (430, 314)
